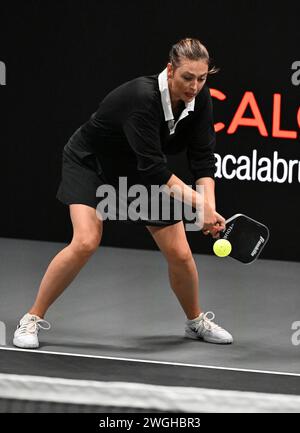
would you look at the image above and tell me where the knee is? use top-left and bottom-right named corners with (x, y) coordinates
top-left (166, 247), bottom-right (193, 265)
top-left (71, 233), bottom-right (101, 255)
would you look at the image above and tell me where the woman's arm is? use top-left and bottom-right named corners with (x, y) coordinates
top-left (195, 176), bottom-right (216, 211)
top-left (166, 174), bottom-right (224, 235)
top-left (195, 177), bottom-right (223, 237)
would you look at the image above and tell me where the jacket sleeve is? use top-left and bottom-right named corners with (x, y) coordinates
top-left (123, 107), bottom-right (173, 186)
top-left (187, 86), bottom-right (216, 181)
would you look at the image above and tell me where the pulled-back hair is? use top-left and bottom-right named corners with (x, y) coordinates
top-left (169, 38), bottom-right (218, 74)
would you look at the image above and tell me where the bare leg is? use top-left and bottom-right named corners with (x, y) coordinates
top-left (29, 204), bottom-right (103, 318)
top-left (146, 222), bottom-right (201, 320)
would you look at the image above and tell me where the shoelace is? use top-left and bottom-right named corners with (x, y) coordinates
top-left (198, 311), bottom-right (223, 332)
top-left (17, 318), bottom-right (51, 335)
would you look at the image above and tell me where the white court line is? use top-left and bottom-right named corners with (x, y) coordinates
top-left (1, 346), bottom-right (300, 377)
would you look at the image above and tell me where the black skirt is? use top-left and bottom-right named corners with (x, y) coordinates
top-left (56, 146), bottom-right (185, 227)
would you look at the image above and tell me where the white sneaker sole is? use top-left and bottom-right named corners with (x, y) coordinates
top-left (13, 337), bottom-right (39, 349)
top-left (185, 328), bottom-right (233, 344)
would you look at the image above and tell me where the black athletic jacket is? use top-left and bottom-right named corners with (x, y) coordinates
top-left (65, 74), bottom-right (216, 187)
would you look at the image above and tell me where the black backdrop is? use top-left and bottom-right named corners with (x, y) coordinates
top-left (1, 0), bottom-right (299, 261)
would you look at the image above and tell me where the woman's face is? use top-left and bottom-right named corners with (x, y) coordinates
top-left (167, 59), bottom-right (208, 105)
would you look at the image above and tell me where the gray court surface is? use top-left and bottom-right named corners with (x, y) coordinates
top-left (1, 236), bottom-right (299, 376)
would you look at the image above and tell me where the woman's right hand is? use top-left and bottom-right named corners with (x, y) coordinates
top-left (202, 202), bottom-right (226, 239)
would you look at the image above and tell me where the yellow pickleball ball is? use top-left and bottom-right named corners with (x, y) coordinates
top-left (213, 239), bottom-right (232, 257)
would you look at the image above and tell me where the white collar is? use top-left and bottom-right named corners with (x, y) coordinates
top-left (158, 67), bottom-right (195, 134)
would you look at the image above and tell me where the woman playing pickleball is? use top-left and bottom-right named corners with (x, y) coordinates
top-left (13, 38), bottom-right (233, 348)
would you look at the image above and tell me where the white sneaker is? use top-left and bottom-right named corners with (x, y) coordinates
top-left (13, 313), bottom-right (51, 349)
top-left (185, 311), bottom-right (233, 344)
